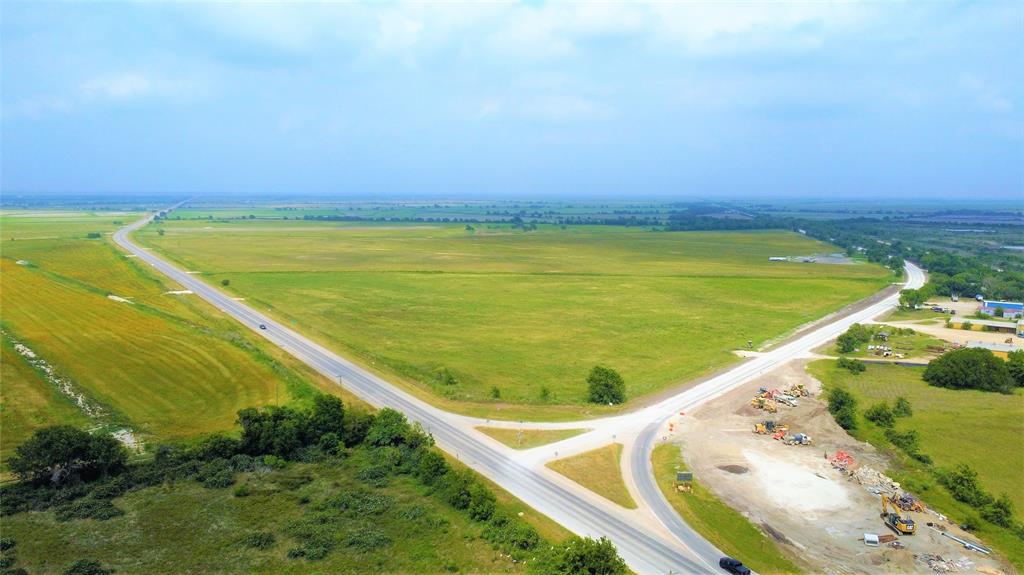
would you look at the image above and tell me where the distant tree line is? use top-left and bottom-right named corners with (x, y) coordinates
top-left (1, 394), bottom-right (627, 575)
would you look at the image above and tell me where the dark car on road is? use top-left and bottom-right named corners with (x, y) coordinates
top-left (259, 324), bottom-right (267, 330)
top-left (719, 557), bottom-right (751, 575)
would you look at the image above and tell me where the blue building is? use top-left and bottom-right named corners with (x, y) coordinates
top-left (980, 300), bottom-right (1024, 319)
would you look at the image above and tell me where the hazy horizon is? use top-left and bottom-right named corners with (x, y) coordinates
top-left (2, 2), bottom-right (1022, 200)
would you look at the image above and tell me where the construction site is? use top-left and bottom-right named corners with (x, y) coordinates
top-left (668, 359), bottom-right (1015, 575)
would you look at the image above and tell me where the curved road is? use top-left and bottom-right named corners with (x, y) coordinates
top-left (114, 206), bottom-right (925, 574)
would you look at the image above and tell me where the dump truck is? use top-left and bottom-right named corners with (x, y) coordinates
top-left (881, 494), bottom-right (916, 535)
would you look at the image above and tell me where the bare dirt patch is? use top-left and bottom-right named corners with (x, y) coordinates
top-left (671, 359), bottom-right (1014, 575)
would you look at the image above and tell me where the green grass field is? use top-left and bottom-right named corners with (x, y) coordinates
top-left (0, 454), bottom-right (529, 574)
top-left (808, 360), bottom-right (1024, 568)
top-left (137, 221), bottom-right (890, 416)
top-left (0, 212), bottom-right (339, 448)
top-left (477, 427), bottom-right (587, 450)
top-left (546, 444), bottom-right (636, 509)
top-left (831, 325), bottom-right (945, 359)
top-left (652, 444), bottom-right (802, 575)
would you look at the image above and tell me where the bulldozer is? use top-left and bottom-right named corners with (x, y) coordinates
top-left (753, 421), bottom-right (785, 434)
top-left (750, 397), bottom-right (777, 413)
top-left (881, 494), bottom-right (916, 535)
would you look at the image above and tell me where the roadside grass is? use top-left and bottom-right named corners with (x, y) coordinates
top-left (0, 336), bottom-right (92, 471)
top-left (477, 427), bottom-right (587, 450)
top-left (651, 444), bottom-right (802, 575)
top-left (881, 307), bottom-right (949, 322)
top-left (809, 360), bottom-right (1024, 568)
top-left (138, 221), bottom-right (890, 415)
top-left (0, 453), bottom-right (527, 575)
top-left (546, 444), bottom-right (636, 509)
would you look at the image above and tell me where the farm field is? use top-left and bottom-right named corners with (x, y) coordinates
top-left (137, 220), bottom-right (891, 417)
top-left (0, 212), bottom-right (335, 448)
top-left (0, 454), bottom-right (530, 575)
top-left (0, 336), bottom-right (92, 468)
top-left (808, 360), bottom-right (1024, 516)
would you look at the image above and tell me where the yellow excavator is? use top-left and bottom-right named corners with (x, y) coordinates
top-left (881, 494), bottom-right (916, 535)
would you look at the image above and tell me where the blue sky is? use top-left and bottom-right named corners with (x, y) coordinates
top-left (2, 2), bottom-right (1021, 199)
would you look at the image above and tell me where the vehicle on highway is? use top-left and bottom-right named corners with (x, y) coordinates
top-left (719, 556), bottom-right (751, 575)
top-left (259, 324), bottom-right (267, 330)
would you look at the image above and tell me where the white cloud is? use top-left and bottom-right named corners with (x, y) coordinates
top-left (961, 75), bottom-right (1013, 113)
top-left (82, 73), bottom-right (152, 100)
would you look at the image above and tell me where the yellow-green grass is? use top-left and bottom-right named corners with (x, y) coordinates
top-left (808, 360), bottom-right (1024, 568)
top-left (652, 444), bottom-right (802, 575)
top-left (137, 221), bottom-right (890, 416)
top-left (0, 336), bottom-right (92, 471)
top-left (0, 212), bottom-right (345, 445)
top-left (477, 427), bottom-right (587, 449)
top-left (546, 444), bottom-right (636, 509)
top-left (0, 456), bottom-right (527, 574)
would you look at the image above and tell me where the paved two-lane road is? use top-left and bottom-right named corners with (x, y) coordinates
top-left (114, 207), bottom-right (924, 574)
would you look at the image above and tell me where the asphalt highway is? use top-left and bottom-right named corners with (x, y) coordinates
top-left (113, 207), bottom-right (924, 574)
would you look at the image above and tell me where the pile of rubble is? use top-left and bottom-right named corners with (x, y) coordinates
top-left (845, 465), bottom-right (901, 494)
top-left (915, 553), bottom-right (975, 573)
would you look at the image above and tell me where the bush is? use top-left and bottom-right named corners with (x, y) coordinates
top-left (864, 402), bottom-right (895, 428)
top-left (415, 450), bottom-right (449, 485)
top-left (923, 348), bottom-right (1014, 394)
top-left (826, 387), bottom-right (857, 431)
top-left (892, 396), bottom-right (913, 417)
top-left (981, 494), bottom-right (1015, 528)
top-left (54, 497), bottom-right (124, 522)
top-left (343, 527), bottom-right (391, 552)
top-left (937, 464), bottom-right (990, 507)
top-left (837, 356), bottom-right (866, 374)
top-left (233, 483), bottom-right (251, 497)
top-left (196, 458), bottom-right (236, 489)
top-left (586, 366), bottom-right (626, 405)
top-left (0, 538), bottom-right (14, 552)
top-left (62, 559), bottom-right (114, 575)
top-left (544, 536), bottom-right (627, 575)
top-left (364, 408), bottom-right (410, 448)
top-left (884, 429), bottom-right (931, 464)
top-left (242, 531), bottom-right (276, 550)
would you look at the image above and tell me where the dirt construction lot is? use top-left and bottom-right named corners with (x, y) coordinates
top-left (670, 359), bottom-right (1015, 575)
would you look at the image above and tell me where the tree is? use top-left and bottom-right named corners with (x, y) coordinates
top-left (236, 406), bottom-right (305, 458)
top-left (587, 366), bottom-right (625, 405)
top-left (221, 279), bottom-right (230, 286)
top-left (836, 323), bottom-right (873, 354)
top-left (826, 387), bottom-right (857, 430)
top-left (547, 536), bottom-right (627, 575)
top-left (9, 426), bottom-right (126, 485)
top-left (364, 408), bottom-right (410, 447)
top-left (308, 394), bottom-right (345, 440)
top-left (923, 348), bottom-right (1014, 394)
top-left (893, 396), bottom-right (913, 417)
top-left (981, 493), bottom-right (1015, 527)
top-left (1007, 350), bottom-right (1024, 387)
top-left (899, 289), bottom-right (926, 309)
top-left (864, 402), bottom-right (895, 428)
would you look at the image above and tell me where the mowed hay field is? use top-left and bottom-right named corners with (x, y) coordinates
top-left (0, 336), bottom-right (92, 465)
top-left (0, 212), bottom-right (325, 445)
top-left (139, 221), bottom-right (892, 416)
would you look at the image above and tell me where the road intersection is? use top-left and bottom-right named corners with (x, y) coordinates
top-left (114, 207), bottom-right (925, 574)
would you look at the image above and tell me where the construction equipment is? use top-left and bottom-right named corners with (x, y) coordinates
top-left (776, 394), bottom-right (799, 407)
top-left (895, 492), bottom-right (925, 513)
top-left (787, 384), bottom-right (810, 397)
top-left (753, 420), bottom-right (784, 434)
top-left (750, 397), bottom-right (777, 413)
top-left (881, 495), bottom-right (916, 535)
top-left (784, 433), bottom-right (812, 446)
